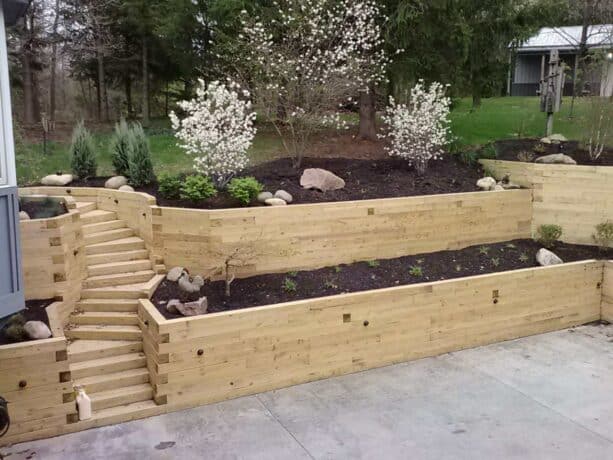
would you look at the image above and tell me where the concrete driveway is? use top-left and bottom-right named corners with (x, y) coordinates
top-left (2, 324), bottom-right (612, 460)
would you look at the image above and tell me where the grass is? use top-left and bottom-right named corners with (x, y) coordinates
top-left (16, 96), bottom-right (597, 185)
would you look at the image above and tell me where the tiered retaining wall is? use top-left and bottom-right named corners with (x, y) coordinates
top-left (603, 261), bottom-right (613, 323)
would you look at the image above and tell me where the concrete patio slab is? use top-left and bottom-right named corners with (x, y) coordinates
top-left (2, 323), bottom-right (612, 460)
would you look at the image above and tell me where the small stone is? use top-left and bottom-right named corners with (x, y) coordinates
top-left (41, 174), bottom-right (73, 186)
top-left (257, 192), bottom-right (273, 203)
top-left (166, 299), bottom-right (182, 314)
top-left (274, 190), bottom-right (293, 203)
top-left (536, 248), bottom-right (563, 266)
top-left (300, 168), bottom-right (345, 192)
top-left (540, 134), bottom-right (567, 144)
top-left (476, 177), bottom-right (496, 190)
top-left (265, 198), bottom-right (287, 206)
top-left (23, 321), bottom-right (52, 340)
top-left (192, 275), bottom-right (205, 288)
top-left (176, 297), bottom-right (208, 316)
top-left (178, 274), bottom-right (201, 293)
top-left (166, 267), bottom-right (186, 282)
top-left (118, 185), bottom-right (134, 192)
top-left (534, 154), bottom-right (576, 165)
top-left (19, 211), bottom-right (30, 220)
top-left (105, 176), bottom-right (128, 189)
top-left (493, 184), bottom-right (505, 191)
top-left (500, 182), bottom-right (521, 190)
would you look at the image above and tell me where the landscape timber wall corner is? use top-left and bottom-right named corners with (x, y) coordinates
top-left (151, 190), bottom-right (533, 279)
top-left (138, 261), bottom-right (603, 413)
top-left (480, 160), bottom-right (613, 247)
top-left (603, 261), bottom-right (613, 323)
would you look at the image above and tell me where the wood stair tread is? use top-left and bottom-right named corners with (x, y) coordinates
top-left (76, 299), bottom-right (139, 312)
top-left (70, 311), bottom-right (139, 325)
top-left (83, 270), bottom-right (155, 288)
top-left (87, 259), bottom-right (152, 277)
top-left (89, 384), bottom-right (154, 411)
top-left (85, 237), bottom-right (146, 255)
top-left (87, 249), bottom-right (150, 265)
top-left (74, 367), bottom-right (150, 393)
top-left (82, 220), bottom-right (127, 235)
top-left (68, 339), bottom-right (143, 363)
top-left (70, 352), bottom-right (146, 379)
top-left (80, 209), bottom-right (118, 225)
top-left (66, 324), bottom-right (142, 341)
top-left (84, 228), bottom-right (135, 245)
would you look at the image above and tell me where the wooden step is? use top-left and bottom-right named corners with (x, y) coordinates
top-left (81, 286), bottom-right (148, 300)
top-left (84, 228), bottom-right (134, 246)
top-left (74, 368), bottom-right (150, 394)
top-left (80, 209), bottom-right (117, 225)
top-left (87, 249), bottom-right (150, 266)
top-left (77, 299), bottom-right (139, 313)
top-left (83, 220), bottom-right (127, 236)
top-left (88, 259), bottom-right (152, 277)
top-left (70, 400), bottom-right (163, 432)
top-left (75, 201), bottom-right (97, 214)
top-left (90, 384), bottom-right (154, 411)
top-left (85, 237), bottom-right (146, 255)
top-left (68, 340), bottom-right (143, 363)
top-left (70, 352), bottom-right (147, 379)
top-left (83, 270), bottom-right (155, 289)
top-left (71, 311), bottom-right (139, 326)
top-left (66, 325), bottom-right (142, 341)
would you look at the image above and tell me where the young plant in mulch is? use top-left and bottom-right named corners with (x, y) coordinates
top-left (536, 224), bottom-right (563, 248)
top-left (70, 121), bottom-right (97, 179)
top-left (409, 265), bottom-right (423, 277)
top-left (158, 173), bottom-right (183, 200)
top-left (282, 277), bottom-right (297, 293)
top-left (127, 123), bottom-right (155, 187)
top-left (593, 221), bottom-right (613, 251)
top-left (227, 177), bottom-right (264, 206)
top-left (180, 175), bottom-right (217, 202)
top-left (366, 260), bottom-right (380, 268)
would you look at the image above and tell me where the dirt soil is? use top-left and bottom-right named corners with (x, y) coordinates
top-left (152, 240), bottom-right (612, 318)
top-left (68, 156), bottom-right (483, 209)
top-left (494, 138), bottom-right (613, 166)
top-left (19, 198), bottom-right (68, 219)
top-left (0, 299), bottom-right (52, 346)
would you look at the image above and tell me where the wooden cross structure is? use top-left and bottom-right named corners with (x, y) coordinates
top-left (539, 50), bottom-right (565, 136)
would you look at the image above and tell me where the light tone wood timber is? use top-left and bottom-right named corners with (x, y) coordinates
top-left (85, 236), bottom-right (146, 255)
top-left (480, 160), bottom-right (613, 247)
top-left (76, 299), bottom-right (139, 312)
top-left (81, 285), bottom-right (149, 299)
top-left (87, 259), bottom-right (152, 277)
top-left (90, 384), bottom-right (154, 411)
top-left (74, 201), bottom-right (97, 213)
top-left (603, 261), bottom-right (613, 322)
top-left (84, 227), bottom-right (134, 246)
top-left (79, 209), bottom-right (117, 225)
top-left (74, 367), bottom-right (150, 393)
top-left (70, 311), bottom-right (139, 326)
top-left (70, 352), bottom-right (147, 379)
top-left (83, 270), bottom-right (156, 289)
top-left (82, 219), bottom-right (127, 235)
top-left (67, 339), bottom-right (143, 363)
top-left (86, 249), bottom-right (150, 266)
top-left (65, 325), bottom-right (142, 341)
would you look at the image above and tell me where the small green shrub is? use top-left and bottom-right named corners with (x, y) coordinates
top-left (8, 313), bottom-right (25, 326)
top-left (180, 175), bottom-right (217, 201)
top-left (110, 119), bottom-right (131, 177)
top-left (282, 277), bottom-right (297, 293)
top-left (127, 123), bottom-right (154, 187)
top-left (478, 246), bottom-right (490, 255)
top-left (227, 177), bottom-right (264, 205)
top-left (593, 221), bottom-right (613, 250)
top-left (158, 173), bottom-right (182, 199)
top-left (536, 224), bottom-right (563, 248)
top-left (70, 121), bottom-right (97, 179)
top-left (519, 252), bottom-right (529, 262)
top-left (491, 257), bottom-right (500, 267)
top-left (288, 271), bottom-right (298, 277)
top-left (3, 323), bottom-right (26, 343)
top-left (480, 143), bottom-right (497, 160)
top-left (334, 266), bottom-right (342, 273)
top-left (366, 260), bottom-right (380, 268)
top-left (409, 265), bottom-right (423, 277)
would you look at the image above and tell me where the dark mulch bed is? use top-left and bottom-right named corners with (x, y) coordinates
top-left (0, 299), bottom-right (53, 346)
top-left (65, 156), bottom-right (483, 209)
top-left (494, 139), bottom-right (613, 166)
top-left (153, 240), bottom-right (612, 318)
top-left (19, 197), bottom-right (68, 219)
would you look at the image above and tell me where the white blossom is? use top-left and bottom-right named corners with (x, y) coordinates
top-left (170, 80), bottom-right (257, 187)
top-left (380, 81), bottom-right (452, 175)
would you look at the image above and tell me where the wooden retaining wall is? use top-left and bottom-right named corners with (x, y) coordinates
top-left (139, 261), bottom-right (603, 411)
top-left (603, 261), bottom-right (613, 323)
top-left (480, 160), bottom-right (613, 246)
top-left (0, 338), bottom-right (75, 446)
top-left (151, 190), bottom-right (533, 279)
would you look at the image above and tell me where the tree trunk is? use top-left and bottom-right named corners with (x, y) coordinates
top-left (22, 51), bottom-right (36, 124)
top-left (142, 37), bottom-right (150, 127)
top-left (95, 35), bottom-right (109, 122)
top-left (358, 85), bottom-right (377, 141)
top-left (49, 0), bottom-right (60, 122)
top-left (125, 76), bottom-right (133, 119)
top-left (472, 93), bottom-right (481, 109)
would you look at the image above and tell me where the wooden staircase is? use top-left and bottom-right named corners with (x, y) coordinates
top-left (64, 201), bottom-right (165, 425)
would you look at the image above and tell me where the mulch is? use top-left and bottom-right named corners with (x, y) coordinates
top-left (152, 240), bottom-right (612, 318)
top-left (493, 139), bottom-right (613, 166)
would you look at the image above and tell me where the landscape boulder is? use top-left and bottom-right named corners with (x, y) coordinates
top-left (105, 176), bottom-right (129, 189)
top-left (166, 299), bottom-right (182, 315)
top-left (166, 266), bottom-right (186, 282)
top-left (192, 275), bottom-right (205, 288)
top-left (118, 185), bottom-right (134, 192)
top-left (19, 211), bottom-right (30, 220)
top-left (493, 184), bottom-right (505, 191)
top-left (257, 192), bottom-right (273, 203)
top-left (178, 274), bottom-right (202, 293)
top-left (176, 297), bottom-right (208, 317)
top-left (41, 173), bottom-right (73, 186)
top-left (476, 177), bottom-right (496, 191)
top-left (24, 321), bottom-right (52, 340)
top-left (300, 168), bottom-right (345, 192)
top-left (265, 198), bottom-right (287, 206)
top-left (540, 134), bottom-right (567, 144)
top-left (274, 190), bottom-right (293, 203)
top-left (534, 154), bottom-right (576, 165)
top-left (536, 248), bottom-right (563, 267)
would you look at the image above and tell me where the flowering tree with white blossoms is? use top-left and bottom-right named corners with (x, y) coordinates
top-left (380, 80), bottom-right (452, 175)
top-left (170, 79), bottom-right (256, 187)
top-left (238, 0), bottom-right (391, 167)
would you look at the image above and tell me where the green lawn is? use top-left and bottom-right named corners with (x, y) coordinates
top-left (16, 96), bottom-right (595, 185)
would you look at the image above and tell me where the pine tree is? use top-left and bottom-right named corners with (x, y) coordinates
top-left (110, 118), bottom-right (131, 177)
top-left (70, 121), bottom-right (97, 179)
top-left (127, 123), bottom-right (154, 187)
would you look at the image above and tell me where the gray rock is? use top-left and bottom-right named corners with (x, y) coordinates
top-left (265, 198), bottom-right (287, 206)
top-left (257, 192), bottom-right (273, 203)
top-left (540, 134), bottom-right (568, 144)
top-left (493, 184), bottom-right (505, 191)
top-left (105, 176), bottom-right (129, 189)
top-left (500, 182), bottom-right (521, 190)
top-left (118, 185), bottom-right (134, 192)
top-left (19, 211), bottom-right (30, 220)
top-left (536, 248), bottom-right (563, 266)
top-left (274, 190), bottom-right (293, 203)
top-left (300, 168), bottom-right (345, 192)
top-left (41, 174), bottom-right (73, 186)
top-left (166, 267), bottom-right (186, 282)
top-left (166, 299), bottom-right (182, 315)
top-left (534, 154), bottom-right (576, 165)
top-left (24, 321), bottom-right (52, 340)
top-left (192, 275), bottom-right (205, 288)
top-left (476, 177), bottom-right (496, 190)
top-left (176, 297), bottom-right (208, 316)
top-left (178, 274), bottom-right (201, 293)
